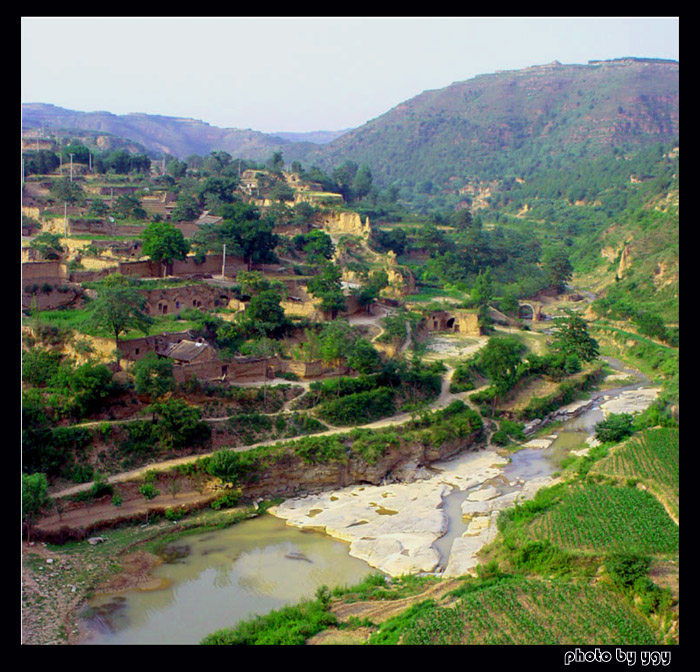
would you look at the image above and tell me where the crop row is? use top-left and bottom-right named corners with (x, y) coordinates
top-left (527, 482), bottom-right (678, 555)
top-left (397, 578), bottom-right (659, 645)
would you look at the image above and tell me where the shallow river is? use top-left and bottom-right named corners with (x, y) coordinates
top-left (78, 357), bottom-right (652, 644)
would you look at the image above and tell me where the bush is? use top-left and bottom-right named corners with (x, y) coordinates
top-left (316, 387), bottom-right (396, 426)
top-left (595, 413), bottom-right (634, 444)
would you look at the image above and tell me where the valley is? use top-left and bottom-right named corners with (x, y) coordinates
top-left (21, 57), bottom-right (678, 647)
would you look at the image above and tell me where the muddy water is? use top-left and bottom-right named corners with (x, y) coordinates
top-left (78, 514), bottom-right (374, 645)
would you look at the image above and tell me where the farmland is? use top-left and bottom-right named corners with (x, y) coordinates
top-left (371, 577), bottom-right (660, 645)
top-left (591, 428), bottom-right (679, 521)
top-left (525, 482), bottom-right (679, 556)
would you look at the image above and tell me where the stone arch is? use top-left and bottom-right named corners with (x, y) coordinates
top-left (518, 303), bottom-right (535, 320)
top-left (446, 316), bottom-right (456, 331)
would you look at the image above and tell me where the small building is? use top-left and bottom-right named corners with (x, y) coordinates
top-left (424, 309), bottom-right (481, 336)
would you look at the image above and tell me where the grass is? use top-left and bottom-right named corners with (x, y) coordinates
top-left (28, 308), bottom-right (201, 340)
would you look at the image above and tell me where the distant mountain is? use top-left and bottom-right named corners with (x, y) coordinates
top-left (23, 58), bottom-right (678, 191)
top-left (21, 103), bottom-right (322, 162)
top-left (307, 58), bottom-right (679, 189)
top-left (270, 129), bottom-right (351, 144)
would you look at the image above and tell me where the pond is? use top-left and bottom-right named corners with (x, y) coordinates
top-left (78, 514), bottom-right (375, 645)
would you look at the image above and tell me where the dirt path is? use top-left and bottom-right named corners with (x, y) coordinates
top-left (306, 577), bottom-right (464, 644)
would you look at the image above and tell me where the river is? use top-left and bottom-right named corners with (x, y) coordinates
top-left (77, 357), bottom-right (656, 644)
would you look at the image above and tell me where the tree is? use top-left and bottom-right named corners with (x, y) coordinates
top-left (211, 202), bottom-right (279, 270)
top-left (307, 260), bottom-right (346, 318)
top-left (141, 221), bottom-right (191, 276)
top-left (133, 352), bottom-right (176, 401)
top-left (113, 194), bottom-right (147, 220)
top-left (293, 229), bottom-right (335, 262)
top-left (352, 165), bottom-right (373, 200)
top-left (319, 320), bottom-right (357, 395)
top-left (543, 247), bottom-right (574, 294)
top-left (22, 472), bottom-right (49, 542)
top-left (88, 274), bottom-right (152, 361)
top-left (346, 338), bottom-right (381, 374)
top-left (354, 269), bottom-right (389, 314)
top-left (170, 194), bottom-right (200, 222)
top-left (551, 309), bottom-right (599, 362)
top-left (166, 158), bottom-right (188, 178)
top-left (139, 481), bottom-right (160, 523)
top-left (471, 268), bottom-right (494, 330)
top-left (241, 289), bottom-right (290, 337)
top-left (29, 232), bottom-right (64, 260)
top-left (479, 336), bottom-right (526, 394)
top-left (48, 177), bottom-right (85, 205)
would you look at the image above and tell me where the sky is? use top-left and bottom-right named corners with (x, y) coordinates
top-left (21, 16), bottom-right (679, 134)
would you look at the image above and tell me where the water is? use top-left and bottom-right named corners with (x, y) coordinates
top-left (432, 357), bottom-right (652, 568)
top-left (78, 514), bottom-right (374, 645)
top-left (79, 357), bottom-right (652, 642)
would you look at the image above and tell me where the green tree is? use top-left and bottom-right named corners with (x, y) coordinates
top-left (293, 229), bottom-right (335, 262)
top-left (170, 193), bottom-right (200, 222)
top-left (479, 336), bottom-right (525, 393)
top-left (204, 202), bottom-right (279, 271)
top-left (352, 165), bottom-right (373, 200)
top-left (307, 260), bottom-right (346, 318)
top-left (543, 247), bottom-right (574, 294)
top-left (141, 221), bottom-right (191, 276)
top-left (319, 320), bottom-right (358, 395)
top-left (346, 338), bottom-right (381, 374)
top-left (29, 232), bottom-right (64, 260)
top-left (22, 472), bottom-right (50, 542)
top-left (113, 194), bottom-right (147, 220)
top-left (354, 269), bottom-right (389, 314)
top-left (48, 177), bottom-right (85, 205)
top-left (133, 352), bottom-right (176, 401)
top-left (551, 309), bottom-right (599, 362)
top-left (88, 274), bottom-right (153, 361)
top-left (241, 289), bottom-right (290, 337)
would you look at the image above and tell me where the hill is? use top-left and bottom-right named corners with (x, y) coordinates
top-left (309, 58), bottom-right (678, 191)
top-left (21, 103), bottom-right (319, 162)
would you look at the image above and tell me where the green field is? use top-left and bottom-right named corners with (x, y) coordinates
top-left (373, 577), bottom-right (660, 645)
top-left (592, 428), bottom-right (679, 520)
top-left (526, 482), bottom-right (678, 555)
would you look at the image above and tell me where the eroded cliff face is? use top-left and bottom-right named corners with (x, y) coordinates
top-left (240, 434), bottom-right (481, 501)
top-left (320, 211), bottom-right (371, 238)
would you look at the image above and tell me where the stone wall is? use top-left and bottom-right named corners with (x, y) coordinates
top-left (143, 284), bottom-right (233, 316)
top-left (21, 261), bottom-right (67, 283)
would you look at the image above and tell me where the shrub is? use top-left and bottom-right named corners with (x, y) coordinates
top-left (595, 413), bottom-right (634, 444)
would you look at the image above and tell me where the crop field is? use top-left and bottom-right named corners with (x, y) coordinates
top-left (385, 578), bottom-right (660, 645)
top-left (525, 482), bottom-right (679, 555)
top-left (591, 428), bottom-right (679, 519)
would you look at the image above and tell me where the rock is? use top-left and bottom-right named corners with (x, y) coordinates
top-left (522, 438), bottom-right (553, 449)
top-left (600, 388), bottom-right (660, 416)
top-left (467, 486), bottom-right (500, 502)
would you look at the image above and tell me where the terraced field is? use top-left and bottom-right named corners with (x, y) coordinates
top-left (373, 577), bottom-right (660, 645)
top-left (526, 481), bottom-right (679, 555)
top-left (591, 428), bottom-right (679, 522)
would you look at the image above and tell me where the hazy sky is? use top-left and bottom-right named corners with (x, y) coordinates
top-left (21, 16), bottom-right (679, 134)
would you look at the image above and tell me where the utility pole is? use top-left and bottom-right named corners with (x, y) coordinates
top-left (69, 153), bottom-right (74, 182)
top-left (64, 202), bottom-right (68, 236)
top-left (221, 243), bottom-right (226, 280)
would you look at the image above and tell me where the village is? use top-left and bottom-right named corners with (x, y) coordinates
top-left (21, 140), bottom-right (506, 394)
